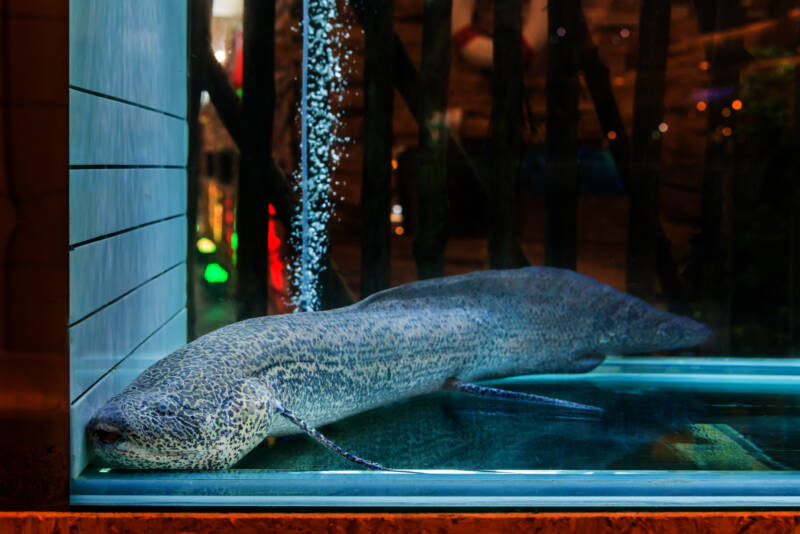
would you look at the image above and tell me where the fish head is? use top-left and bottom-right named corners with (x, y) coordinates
top-left (87, 351), bottom-right (276, 470)
top-left (593, 292), bottom-right (712, 354)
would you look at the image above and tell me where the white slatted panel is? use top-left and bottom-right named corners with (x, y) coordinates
top-left (69, 216), bottom-right (186, 324)
top-left (69, 169), bottom-right (186, 245)
top-left (70, 310), bottom-right (187, 475)
top-left (69, 89), bottom-right (187, 166)
top-left (69, 0), bottom-right (187, 117)
top-left (69, 0), bottom-right (188, 478)
top-left (69, 264), bottom-right (186, 401)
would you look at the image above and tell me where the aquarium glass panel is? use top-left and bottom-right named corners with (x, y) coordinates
top-left (69, 0), bottom-right (800, 507)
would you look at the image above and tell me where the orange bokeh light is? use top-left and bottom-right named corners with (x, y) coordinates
top-left (696, 101), bottom-right (707, 111)
top-left (607, 130), bottom-right (617, 140)
top-left (732, 99), bottom-right (743, 111)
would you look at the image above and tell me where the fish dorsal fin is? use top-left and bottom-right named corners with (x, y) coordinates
top-left (272, 400), bottom-right (391, 471)
top-left (354, 269), bottom-right (502, 311)
top-left (354, 267), bottom-right (593, 312)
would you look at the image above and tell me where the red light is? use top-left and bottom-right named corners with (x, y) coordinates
top-left (270, 260), bottom-right (285, 292)
top-left (268, 218), bottom-right (284, 292)
top-left (224, 210), bottom-right (234, 226)
top-left (225, 229), bottom-right (233, 244)
top-left (265, 203), bottom-right (287, 303)
top-left (225, 197), bottom-right (233, 208)
top-left (268, 219), bottom-right (281, 252)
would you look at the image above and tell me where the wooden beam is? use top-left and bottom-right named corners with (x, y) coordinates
top-left (204, 46), bottom-right (244, 147)
top-left (545, 0), bottom-right (581, 270)
top-left (488, 0), bottom-right (523, 269)
top-left (202, 59), bottom-right (356, 309)
top-left (413, 0), bottom-right (452, 280)
top-left (793, 12), bottom-right (800, 354)
top-left (698, 0), bottom-right (748, 353)
top-left (627, 0), bottom-right (671, 301)
top-left (236, 0), bottom-right (276, 320)
top-left (576, 9), bottom-right (630, 190)
top-left (186, 0), bottom-right (213, 340)
top-left (348, 0), bottom-right (531, 269)
top-left (360, 1), bottom-right (394, 297)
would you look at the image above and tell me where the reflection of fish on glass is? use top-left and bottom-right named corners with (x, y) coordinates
top-left (237, 387), bottom-right (690, 471)
top-left (87, 267), bottom-right (710, 471)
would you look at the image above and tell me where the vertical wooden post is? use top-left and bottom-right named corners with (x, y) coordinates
top-left (699, 1), bottom-right (746, 353)
top-left (488, 0), bottom-right (523, 269)
top-left (348, 0), bottom-right (530, 268)
top-left (575, 6), bottom-right (686, 311)
top-left (186, 0), bottom-right (212, 340)
top-left (576, 9), bottom-right (630, 189)
top-left (626, 0), bottom-right (671, 300)
top-left (792, 157), bottom-right (800, 354)
top-left (790, 6), bottom-right (800, 354)
top-left (414, 0), bottom-right (452, 280)
top-left (545, 0), bottom-right (580, 270)
top-left (360, 1), bottom-right (394, 297)
top-left (237, 0), bottom-right (275, 320)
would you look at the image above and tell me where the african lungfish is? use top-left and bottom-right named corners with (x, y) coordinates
top-left (88, 267), bottom-right (711, 469)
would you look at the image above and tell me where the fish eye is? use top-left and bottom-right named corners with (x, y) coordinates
top-left (155, 401), bottom-right (178, 416)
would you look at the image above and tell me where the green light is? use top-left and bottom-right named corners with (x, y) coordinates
top-left (197, 237), bottom-right (217, 254)
top-left (233, 251), bottom-right (237, 267)
top-left (236, 88), bottom-right (243, 98)
top-left (204, 263), bottom-right (229, 283)
top-left (231, 232), bottom-right (238, 251)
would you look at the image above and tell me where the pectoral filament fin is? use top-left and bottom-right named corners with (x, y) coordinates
top-left (445, 379), bottom-right (604, 414)
top-left (272, 401), bottom-right (390, 471)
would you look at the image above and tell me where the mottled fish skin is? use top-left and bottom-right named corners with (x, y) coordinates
top-left (87, 267), bottom-right (711, 469)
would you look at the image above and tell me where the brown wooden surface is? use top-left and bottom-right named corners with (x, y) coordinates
top-left (0, 352), bottom-right (69, 510)
top-left (3, 511), bottom-right (800, 532)
top-left (1, 0), bottom-right (75, 510)
top-left (1, 0), bottom-right (68, 354)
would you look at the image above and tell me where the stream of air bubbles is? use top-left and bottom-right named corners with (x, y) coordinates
top-left (291, 0), bottom-right (352, 311)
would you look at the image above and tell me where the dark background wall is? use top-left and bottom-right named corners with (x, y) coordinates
top-left (0, 0), bottom-right (70, 510)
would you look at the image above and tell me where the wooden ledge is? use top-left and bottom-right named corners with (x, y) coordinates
top-left (2, 511), bottom-right (800, 533)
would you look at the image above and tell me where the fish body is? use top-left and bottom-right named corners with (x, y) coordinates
top-left (88, 267), bottom-right (711, 469)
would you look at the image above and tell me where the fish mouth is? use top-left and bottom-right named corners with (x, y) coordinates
top-left (90, 421), bottom-right (124, 445)
top-left (88, 421), bottom-right (200, 469)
